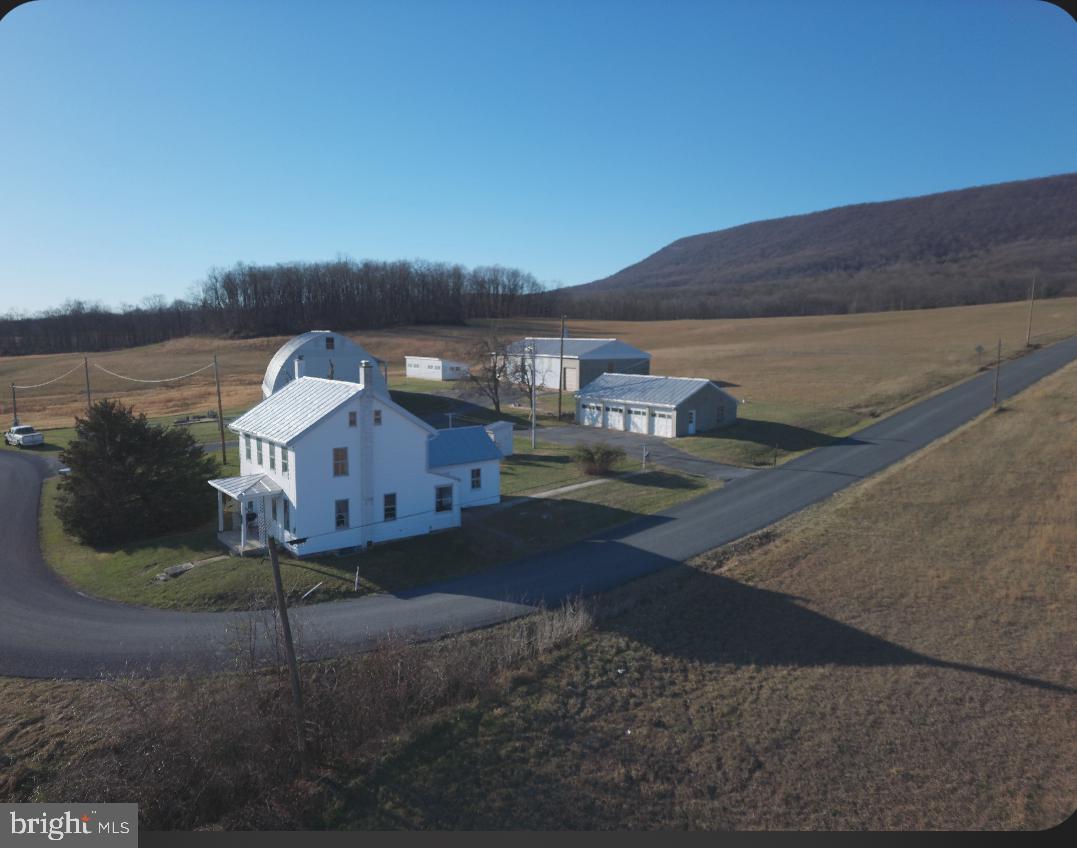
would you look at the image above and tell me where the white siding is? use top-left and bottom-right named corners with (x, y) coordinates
top-left (433, 459), bottom-right (501, 508)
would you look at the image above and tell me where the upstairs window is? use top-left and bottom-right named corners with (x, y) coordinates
top-left (435, 485), bottom-right (453, 513)
top-left (471, 468), bottom-right (482, 490)
top-left (256, 438), bottom-right (263, 465)
top-left (374, 409), bottom-right (382, 426)
top-left (333, 447), bottom-right (349, 476)
top-left (244, 434), bottom-right (251, 460)
top-left (282, 449), bottom-right (289, 476)
top-left (348, 411), bottom-right (357, 428)
top-left (269, 444), bottom-right (276, 471)
top-left (384, 493), bottom-right (397, 522)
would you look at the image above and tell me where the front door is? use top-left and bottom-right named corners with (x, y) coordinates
top-left (687, 409), bottom-right (696, 435)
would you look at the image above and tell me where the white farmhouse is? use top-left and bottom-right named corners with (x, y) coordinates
top-left (405, 355), bottom-right (470, 381)
top-left (210, 360), bottom-right (501, 556)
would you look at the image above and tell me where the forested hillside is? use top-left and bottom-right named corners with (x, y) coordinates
top-left (566, 172), bottom-right (1077, 319)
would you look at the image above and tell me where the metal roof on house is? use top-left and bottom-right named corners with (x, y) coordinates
top-left (576, 373), bottom-right (721, 407)
top-left (208, 473), bottom-right (283, 499)
top-left (428, 425), bottom-right (503, 468)
top-left (262, 331), bottom-right (385, 397)
top-left (505, 337), bottom-right (650, 360)
top-left (230, 377), bottom-right (363, 444)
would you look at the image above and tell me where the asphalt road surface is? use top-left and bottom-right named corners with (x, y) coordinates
top-left (2, 336), bottom-right (1076, 679)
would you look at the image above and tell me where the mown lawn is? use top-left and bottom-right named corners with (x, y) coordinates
top-left (38, 457), bottom-right (715, 612)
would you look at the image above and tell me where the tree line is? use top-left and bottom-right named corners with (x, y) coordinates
top-left (0, 259), bottom-right (552, 356)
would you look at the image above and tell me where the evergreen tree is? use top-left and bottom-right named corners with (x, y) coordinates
top-left (56, 399), bottom-right (220, 547)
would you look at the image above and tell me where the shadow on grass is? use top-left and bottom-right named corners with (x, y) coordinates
top-left (601, 560), bottom-right (1074, 695)
top-left (693, 417), bottom-right (864, 453)
top-left (620, 471), bottom-right (702, 491)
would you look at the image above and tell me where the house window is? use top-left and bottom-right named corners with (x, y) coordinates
top-left (283, 499), bottom-right (290, 530)
top-left (335, 499), bottom-right (349, 530)
top-left (256, 438), bottom-right (263, 465)
top-left (282, 449), bottom-right (289, 476)
top-left (435, 485), bottom-right (453, 512)
top-left (374, 409), bottom-right (382, 426)
top-left (244, 434), bottom-right (251, 460)
top-left (384, 493), bottom-right (397, 522)
top-left (348, 411), bottom-right (357, 428)
top-left (333, 447), bottom-right (349, 476)
top-left (269, 444), bottom-right (276, 470)
top-left (471, 468), bottom-right (482, 490)
top-left (325, 336), bottom-right (335, 350)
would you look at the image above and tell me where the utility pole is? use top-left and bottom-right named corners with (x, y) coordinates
top-left (529, 343), bottom-right (537, 450)
top-left (557, 314), bottom-right (566, 421)
top-left (992, 338), bottom-right (1002, 408)
top-left (213, 355), bottom-right (227, 464)
top-left (1025, 273), bottom-right (1037, 347)
top-left (10, 384), bottom-right (17, 426)
top-left (642, 445), bottom-right (648, 472)
top-left (267, 536), bottom-right (307, 775)
top-left (447, 412), bottom-right (454, 429)
top-left (83, 357), bottom-right (92, 414)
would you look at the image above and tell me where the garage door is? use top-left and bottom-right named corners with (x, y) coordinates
top-left (628, 407), bottom-right (648, 433)
top-left (580, 402), bottom-right (602, 427)
top-left (604, 405), bottom-right (624, 430)
top-left (652, 410), bottom-right (673, 438)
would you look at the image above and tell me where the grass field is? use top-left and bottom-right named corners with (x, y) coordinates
top-left (38, 443), bottom-right (709, 611)
top-left (4, 298), bottom-right (1076, 435)
top-left (3, 358), bottom-right (1074, 829)
top-left (323, 358), bottom-right (1077, 829)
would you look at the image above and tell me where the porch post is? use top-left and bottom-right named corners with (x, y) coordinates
top-left (217, 491), bottom-right (224, 533)
top-left (240, 500), bottom-right (247, 548)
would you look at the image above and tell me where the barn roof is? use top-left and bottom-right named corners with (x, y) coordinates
top-left (505, 337), bottom-right (650, 360)
top-left (428, 425), bottom-right (502, 468)
top-left (230, 377), bottom-right (364, 444)
top-left (262, 331), bottom-right (384, 397)
top-left (576, 373), bottom-right (722, 407)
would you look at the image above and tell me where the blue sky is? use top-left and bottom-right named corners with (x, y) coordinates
top-left (1, 0), bottom-right (1075, 312)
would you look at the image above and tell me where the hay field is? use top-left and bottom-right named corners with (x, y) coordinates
top-left (2, 297), bottom-right (1076, 429)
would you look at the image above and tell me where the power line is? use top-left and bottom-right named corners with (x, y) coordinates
top-left (11, 361), bottom-right (84, 390)
top-left (92, 361), bottom-right (215, 383)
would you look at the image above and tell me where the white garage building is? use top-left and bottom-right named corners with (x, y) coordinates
top-left (405, 355), bottom-right (470, 381)
top-left (505, 338), bottom-right (651, 390)
top-left (576, 373), bottom-right (738, 438)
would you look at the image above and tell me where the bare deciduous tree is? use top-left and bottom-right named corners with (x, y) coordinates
top-left (468, 332), bottom-right (512, 415)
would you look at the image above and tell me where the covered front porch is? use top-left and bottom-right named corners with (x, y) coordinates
top-left (207, 473), bottom-right (283, 557)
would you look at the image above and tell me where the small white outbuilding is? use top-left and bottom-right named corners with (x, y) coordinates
top-left (405, 356), bottom-right (470, 381)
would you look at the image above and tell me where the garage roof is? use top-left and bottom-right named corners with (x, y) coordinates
top-left (506, 337), bottom-right (650, 360)
top-left (577, 373), bottom-right (720, 407)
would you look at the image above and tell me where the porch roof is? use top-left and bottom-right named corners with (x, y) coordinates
top-left (208, 473), bottom-right (283, 500)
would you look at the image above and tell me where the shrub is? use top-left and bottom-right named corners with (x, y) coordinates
top-left (571, 442), bottom-right (625, 475)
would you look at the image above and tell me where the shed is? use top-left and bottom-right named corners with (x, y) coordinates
top-left (428, 425), bottom-right (503, 508)
top-left (504, 337), bottom-right (650, 390)
top-left (576, 373), bottom-right (737, 438)
top-left (405, 355), bottom-right (470, 381)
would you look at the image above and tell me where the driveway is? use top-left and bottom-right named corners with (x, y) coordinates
top-left (2, 334), bottom-right (1076, 679)
top-left (534, 425), bottom-right (756, 481)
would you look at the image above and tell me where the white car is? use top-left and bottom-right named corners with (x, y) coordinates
top-left (5, 425), bottom-right (45, 447)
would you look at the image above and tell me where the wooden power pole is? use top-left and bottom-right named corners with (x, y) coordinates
top-left (213, 355), bottom-right (227, 464)
top-left (267, 536), bottom-right (307, 775)
top-left (1025, 273), bottom-right (1037, 347)
top-left (557, 314), bottom-right (566, 421)
top-left (83, 357), bottom-right (92, 414)
top-left (992, 338), bottom-right (1002, 408)
top-left (10, 384), bottom-right (17, 426)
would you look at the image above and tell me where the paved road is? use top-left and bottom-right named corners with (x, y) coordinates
top-left (533, 425), bottom-right (757, 481)
top-left (3, 336), bottom-right (1076, 679)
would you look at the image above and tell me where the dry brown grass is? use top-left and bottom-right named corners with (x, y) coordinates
top-left (4, 298), bottom-right (1076, 428)
top-left (329, 359), bottom-right (1077, 830)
